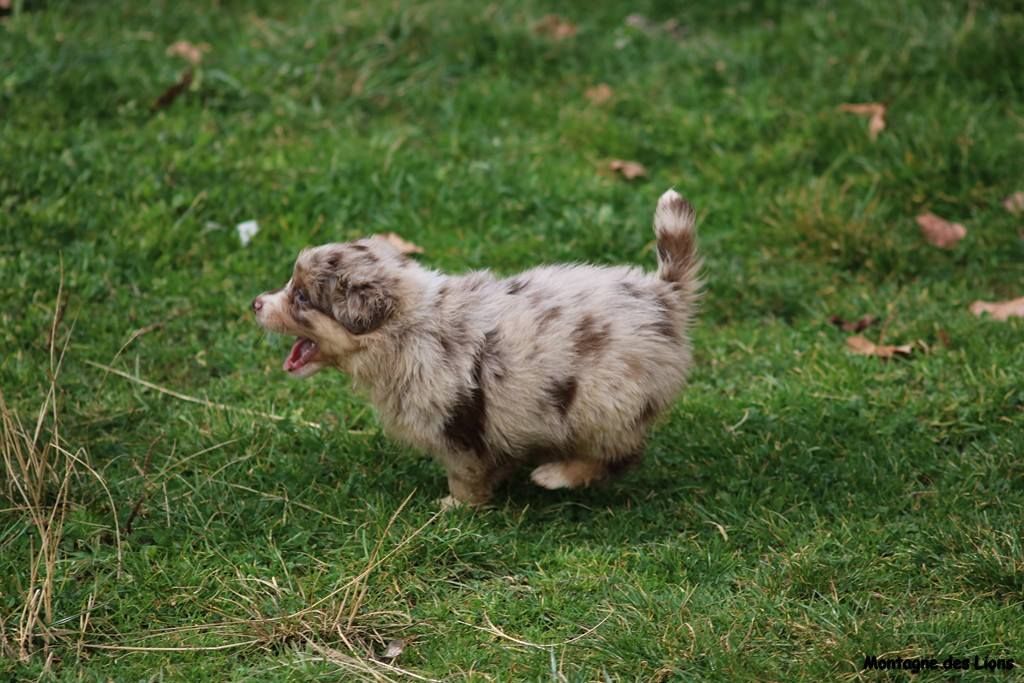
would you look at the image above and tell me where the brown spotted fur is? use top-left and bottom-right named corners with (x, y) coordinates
top-left (253, 189), bottom-right (702, 506)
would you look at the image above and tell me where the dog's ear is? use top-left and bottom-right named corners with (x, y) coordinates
top-left (331, 280), bottom-right (396, 335)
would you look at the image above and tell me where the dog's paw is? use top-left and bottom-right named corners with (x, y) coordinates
top-left (438, 495), bottom-right (464, 511)
top-left (530, 462), bottom-right (573, 490)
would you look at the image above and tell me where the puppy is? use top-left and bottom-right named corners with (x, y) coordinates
top-left (252, 189), bottom-right (701, 507)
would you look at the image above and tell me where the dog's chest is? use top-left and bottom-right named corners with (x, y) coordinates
top-left (370, 384), bottom-right (450, 456)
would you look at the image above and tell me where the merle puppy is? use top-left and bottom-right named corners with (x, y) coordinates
top-left (253, 189), bottom-right (702, 507)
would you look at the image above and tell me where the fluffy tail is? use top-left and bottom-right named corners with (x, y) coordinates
top-left (654, 189), bottom-right (702, 308)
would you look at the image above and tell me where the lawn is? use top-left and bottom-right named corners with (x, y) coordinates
top-left (2, 0), bottom-right (1023, 680)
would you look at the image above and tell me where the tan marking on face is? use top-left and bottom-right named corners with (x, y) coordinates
top-left (254, 283), bottom-right (298, 334)
top-left (254, 274), bottom-right (362, 373)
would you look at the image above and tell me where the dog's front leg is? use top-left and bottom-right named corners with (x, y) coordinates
top-left (439, 457), bottom-right (510, 509)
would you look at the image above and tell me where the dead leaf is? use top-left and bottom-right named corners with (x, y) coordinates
top-left (625, 14), bottom-right (655, 32)
top-left (236, 220), bottom-right (259, 247)
top-left (625, 14), bottom-right (685, 41)
top-left (376, 232), bottom-right (424, 255)
top-left (151, 69), bottom-right (194, 111)
top-left (166, 40), bottom-right (210, 66)
top-left (608, 159), bottom-right (647, 180)
top-left (969, 296), bottom-right (1024, 321)
top-left (661, 18), bottom-right (685, 40)
top-left (534, 15), bottom-right (577, 41)
top-left (916, 212), bottom-right (967, 249)
top-left (1003, 191), bottom-right (1024, 215)
top-left (846, 335), bottom-right (914, 359)
top-left (167, 41), bottom-right (210, 66)
top-left (379, 639), bottom-right (406, 661)
top-left (838, 102), bottom-right (887, 141)
top-left (585, 84), bottom-right (614, 105)
top-left (829, 314), bottom-right (878, 333)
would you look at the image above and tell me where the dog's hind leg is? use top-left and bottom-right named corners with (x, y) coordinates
top-left (530, 451), bottom-right (642, 490)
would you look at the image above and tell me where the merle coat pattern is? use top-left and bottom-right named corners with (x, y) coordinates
top-left (252, 189), bottom-right (702, 506)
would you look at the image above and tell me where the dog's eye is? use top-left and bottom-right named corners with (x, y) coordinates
top-left (295, 289), bottom-right (309, 306)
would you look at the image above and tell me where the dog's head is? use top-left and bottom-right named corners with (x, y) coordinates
top-left (252, 237), bottom-right (412, 378)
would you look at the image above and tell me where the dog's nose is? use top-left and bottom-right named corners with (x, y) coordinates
top-left (252, 296), bottom-right (263, 313)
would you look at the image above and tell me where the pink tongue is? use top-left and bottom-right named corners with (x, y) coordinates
top-left (284, 338), bottom-right (318, 372)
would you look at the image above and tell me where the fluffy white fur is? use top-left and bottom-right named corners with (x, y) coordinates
top-left (253, 189), bottom-right (702, 506)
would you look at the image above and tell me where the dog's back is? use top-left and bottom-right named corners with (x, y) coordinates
top-left (386, 190), bottom-right (702, 498)
top-left (258, 189), bottom-right (702, 505)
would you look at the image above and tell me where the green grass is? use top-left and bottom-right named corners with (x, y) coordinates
top-left (2, 0), bottom-right (1024, 680)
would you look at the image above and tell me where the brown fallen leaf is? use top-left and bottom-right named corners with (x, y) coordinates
top-left (151, 69), bottom-right (194, 111)
top-left (608, 159), bottom-right (647, 180)
top-left (916, 212), bottom-right (967, 249)
top-left (585, 84), bottom-right (614, 105)
top-left (838, 102), bottom-right (887, 141)
top-left (534, 14), bottom-right (577, 41)
top-left (846, 335), bottom-right (914, 359)
top-left (376, 232), bottom-right (424, 255)
top-left (379, 639), bottom-right (406, 661)
top-left (969, 296), bottom-right (1024, 321)
top-left (829, 314), bottom-right (878, 333)
top-left (166, 40), bottom-right (210, 66)
top-left (624, 14), bottom-right (685, 41)
top-left (1003, 191), bottom-right (1024, 215)
top-left (660, 18), bottom-right (685, 40)
top-left (625, 13), bottom-right (657, 33)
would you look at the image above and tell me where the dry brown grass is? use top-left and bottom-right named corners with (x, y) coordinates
top-left (79, 491), bottom-right (442, 681)
top-left (0, 273), bottom-right (119, 670)
top-left (1, 277), bottom-right (439, 680)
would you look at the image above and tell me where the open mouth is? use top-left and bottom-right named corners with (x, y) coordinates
top-left (284, 337), bottom-right (320, 373)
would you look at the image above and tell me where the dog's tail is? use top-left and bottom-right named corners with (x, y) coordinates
top-left (653, 189), bottom-right (702, 308)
